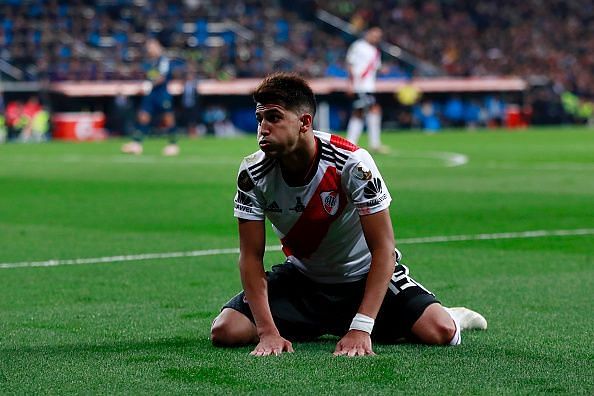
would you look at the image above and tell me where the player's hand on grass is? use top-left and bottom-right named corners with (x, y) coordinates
top-left (250, 334), bottom-right (294, 357)
top-left (333, 329), bottom-right (375, 357)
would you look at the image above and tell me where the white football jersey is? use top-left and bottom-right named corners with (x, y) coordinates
top-left (346, 38), bottom-right (381, 93)
top-left (234, 131), bottom-right (392, 283)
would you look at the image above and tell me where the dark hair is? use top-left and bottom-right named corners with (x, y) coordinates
top-left (147, 36), bottom-right (164, 47)
top-left (253, 72), bottom-right (317, 116)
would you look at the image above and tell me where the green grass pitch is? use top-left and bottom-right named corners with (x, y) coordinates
top-left (0, 127), bottom-right (592, 394)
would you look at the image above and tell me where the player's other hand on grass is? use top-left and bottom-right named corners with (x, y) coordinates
top-left (333, 329), bottom-right (375, 357)
top-left (250, 334), bottom-right (294, 357)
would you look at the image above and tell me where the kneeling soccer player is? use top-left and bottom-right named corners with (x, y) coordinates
top-left (211, 73), bottom-right (486, 356)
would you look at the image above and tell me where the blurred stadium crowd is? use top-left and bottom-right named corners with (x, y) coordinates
top-left (0, 0), bottom-right (592, 141)
top-left (326, 0), bottom-right (594, 98)
top-left (0, 0), bottom-right (591, 94)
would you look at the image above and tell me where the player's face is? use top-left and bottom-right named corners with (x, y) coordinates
top-left (255, 103), bottom-right (303, 158)
top-left (146, 40), bottom-right (161, 58)
top-left (366, 28), bottom-right (383, 45)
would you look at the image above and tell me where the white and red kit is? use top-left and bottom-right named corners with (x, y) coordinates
top-left (346, 38), bottom-right (381, 94)
top-left (234, 131), bottom-right (392, 284)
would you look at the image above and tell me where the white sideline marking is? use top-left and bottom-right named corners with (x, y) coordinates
top-left (429, 151), bottom-right (469, 167)
top-left (484, 162), bottom-right (594, 172)
top-left (397, 228), bottom-right (594, 244)
top-left (386, 151), bottom-right (469, 167)
top-left (1, 228), bottom-right (592, 270)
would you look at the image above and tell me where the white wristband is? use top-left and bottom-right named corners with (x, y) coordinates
top-left (349, 313), bottom-right (375, 334)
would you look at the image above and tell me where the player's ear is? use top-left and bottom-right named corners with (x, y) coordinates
top-left (300, 113), bottom-right (313, 130)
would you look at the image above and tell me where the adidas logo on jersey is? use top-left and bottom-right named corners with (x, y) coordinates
top-left (363, 178), bottom-right (383, 199)
top-left (265, 201), bottom-right (282, 213)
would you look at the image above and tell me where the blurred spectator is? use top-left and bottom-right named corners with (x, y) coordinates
top-left (413, 100), bottom-right (441, 131)
top-left (561, 91), bottom-right (594, 125)
top-left (463, 99), bottom-right (483, 129)
top-left (0, 113), bottom-right (6, 143)
top-left (107, 89), bottom-right (134, 136)
top-left (443, 96), bottom-right (465, 127)
top-left (22, 96), bottom-right (50, 141)
top-left (5, 100), bottom-right (26, 140)
top-left (178, 69), bottom-right (204, 137)
top-left (484, 95), bottom-right (506, 127)
top-left (203, 104), bottom-right (239, 137)
top-left (4, 96), bottom-right (49, 142)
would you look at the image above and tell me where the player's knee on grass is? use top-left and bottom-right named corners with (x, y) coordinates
top-left (210, 308), bottom-right (258, 347)
top-left (411, 303), bottom-right (457, 345)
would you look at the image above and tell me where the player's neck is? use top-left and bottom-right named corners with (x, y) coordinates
top-left (280, 137), bottom-right (319, 187)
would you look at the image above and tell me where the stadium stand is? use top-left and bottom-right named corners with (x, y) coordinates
top-left (320, 0), bottom-right (594, 99)
top-left (0, 0), bottom-right (592, 136)
top-left (0, 0), bottom-right (591, 95)
top-left (0, 0), bottom-right (340, 81)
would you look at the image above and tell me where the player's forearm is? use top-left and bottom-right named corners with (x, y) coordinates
top-left (357, 247), bottom-right (395, 318)
top-left (239, 258), bottom-right (279, 337)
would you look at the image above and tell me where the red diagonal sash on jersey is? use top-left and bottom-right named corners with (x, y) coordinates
top-left (360, 48), bottom-right (380, 79)
top-left (281, 167), bottom-right (347, 259)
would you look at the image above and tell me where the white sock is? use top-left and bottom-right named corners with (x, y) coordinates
top-left (445, 308), bottom-right (462, 346)
top-left (346, 117), bottom-right (364, 144)
top-left (366, 112), bottom-right (382, 149)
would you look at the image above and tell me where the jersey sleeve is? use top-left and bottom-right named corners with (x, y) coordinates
top-left (346, 41), bottom-right (360, 67)
top-left (342, 149), bottom-right (392, 216)
top-left (233, 160), bottom-right (265, 220)
top-left (376, 50), bottom-right (382, 70)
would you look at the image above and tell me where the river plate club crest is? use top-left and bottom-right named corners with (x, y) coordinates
top-left (320, 191), bottom-right (339, 215)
